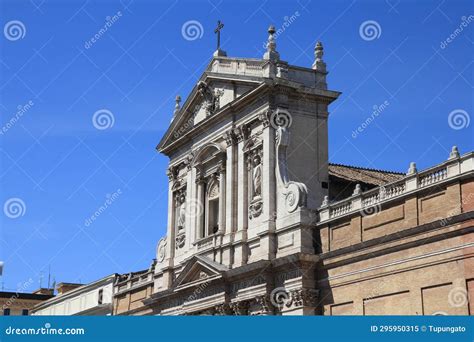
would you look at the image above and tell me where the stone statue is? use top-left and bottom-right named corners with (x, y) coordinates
top-left (252, 154), bottom-right (262, 198)
top-left (177, 195), bottom-right (186, 230)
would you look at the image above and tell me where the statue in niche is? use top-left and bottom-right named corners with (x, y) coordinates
top-left (252, 153), bottom-right (262, 199)
top-left (177, 193), bottom-right (186, 230)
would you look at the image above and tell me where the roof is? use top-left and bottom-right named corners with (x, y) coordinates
top-left (0, 291), bottom-right (54, 301)
top-left (56, 282), bottom-right (82, 286)
top-left (328, 163), bottom-right (404, 186)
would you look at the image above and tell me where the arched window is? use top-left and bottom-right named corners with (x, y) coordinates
top-left (192, 143), bottom-right (226, 240)
top-left (205, 178), bottom-right (220, 236)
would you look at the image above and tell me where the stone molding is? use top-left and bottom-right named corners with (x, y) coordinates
top-left (319, 151), bottom-right (474, 223)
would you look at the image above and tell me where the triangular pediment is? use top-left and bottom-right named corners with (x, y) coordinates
top-left (156, 57), bottom-right (265, 155)
top-left (173, 255), bottom-right (228, 288)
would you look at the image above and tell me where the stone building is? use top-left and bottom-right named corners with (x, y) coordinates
top-left (0, 288), bottom-right (54, 316)
top-left (114, 26), bottom-right (473, 316)
top-left (32, 274), bottom-right (117, 316)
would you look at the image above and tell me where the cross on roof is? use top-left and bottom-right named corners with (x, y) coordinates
top-left (214, 20), bottom-right (224, 50)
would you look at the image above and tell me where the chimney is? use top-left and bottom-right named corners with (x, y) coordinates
top-left (56, 282), bottom-right (83, 295)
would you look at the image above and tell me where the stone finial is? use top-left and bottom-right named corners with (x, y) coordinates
top-left (448, 146), bottom-right (460, 160)
top-left (171, 95), bottom-right (181, 122)
top-left (407, 162), bottom-right (417, 175)
top-left (174, 95), bottom-right (181, 114)
top-left (321, 195), bottom-right (329, 207)
top-left (315, 41), bottom-right (323, 61)
top-left (263, 25), bottom-right (280, 61)
top-left (312, 41), bottom-right (326, 72)
top-left (353, 183), bottom-right (361, 196)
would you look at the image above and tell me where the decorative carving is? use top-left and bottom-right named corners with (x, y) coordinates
top-left (258, 110), bottom-right (271, 128)
top-left (214, 303), bottom-right (231, 315)
top-left (175, 233), bottom-right (185, 249)
top-left (275, 125), bottom-right (308, 213)
top-left (184, 153), bottom-right (194, 171)
top-left (157, 237), bottom-right (167, 263)
top-left (249, 200), bottom-right (263, 219)
top-left (167, 166), bottom-right (178, 182)
top-left (254, 295), bottom-right (272, 315)
top-left (223, 129), bottom-right (236, 147)
top-left (230, 301), bottom-right (250, 315)
top-left (235, 124), bottom-right (249, 143)
top-left (276, 64), bottom-right (288, 78)
top-left (197, 81), bottom-right (223, 117)
top-left (300, 288), bottom-right (319, 307)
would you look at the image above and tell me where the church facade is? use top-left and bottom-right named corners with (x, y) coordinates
top-left (112, 26), bottom-right (474, 316)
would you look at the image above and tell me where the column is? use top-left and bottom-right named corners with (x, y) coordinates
top-left (224, 132), bottom-right (235, 233)
top-left (258, 110), bottom-right (276, 261)
top-left (218, 160), bottom-right (226, 235)
top-left (165, 169), bottom-right (176, 257)
top-left (237, 127), bottom-right (249, 232)
top-left (196, 173), bottom-right (205, 239)
top-left (261, 116), bottom-right (276, 227)
top-left (162, 168), bottom-right (176, 289)
top-left (185, 165), bottom-right (193, 249)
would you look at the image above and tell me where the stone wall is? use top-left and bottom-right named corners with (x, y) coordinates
top-left (317, 178), bottom-right (473, 316)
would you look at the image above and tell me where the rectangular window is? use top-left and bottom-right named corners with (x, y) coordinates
top-left (208, 198), bottom-right (219, 235)
top-left (22, 309), bottom-right (28, 316)
top-left (3, 308), bottom-right (10, 316)
top-left (98, 289), bottom-right (103, 305)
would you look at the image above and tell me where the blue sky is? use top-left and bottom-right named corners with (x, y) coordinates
top-left (0, 0), bottom-right (472, 292)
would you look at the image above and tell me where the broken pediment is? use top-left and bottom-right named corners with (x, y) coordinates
top-left (172, 255), bottom-right (228, 288)
top-left (156, 67), bottom-right (263, 154)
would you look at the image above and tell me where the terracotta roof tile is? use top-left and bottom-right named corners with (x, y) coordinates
top-left (328, 163), bottom-right (404, 186)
